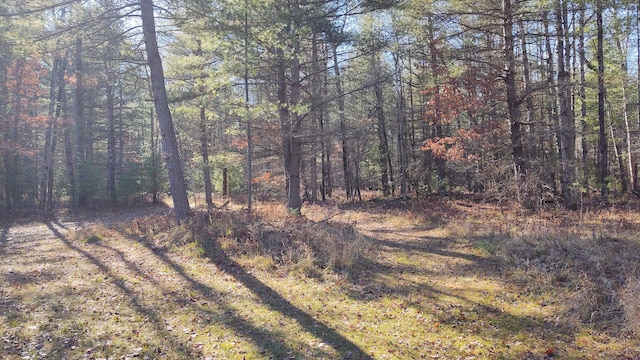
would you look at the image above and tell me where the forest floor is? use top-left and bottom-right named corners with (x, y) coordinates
top-left (1, 195), bottom-right (640, 359)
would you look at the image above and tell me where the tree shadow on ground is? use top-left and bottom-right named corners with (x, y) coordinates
top-left (204, 242), bottom-right (373, 359)
top-left (337, 207), bottom-right (640, 358)
top-left (53, 218), bottom-right (316, 358)
top-left (339, 225), bottom-right (571, 351)
top-left (111, 225), bottom-right (372, 359)
top-left (368, 231), bottom-right (495, 264)
top-left (337, 195), bottom-right (463, 218)
top-left (113, 228), bottom-right (312, 358)
top-left (45, 221), bottom-right (196, 358)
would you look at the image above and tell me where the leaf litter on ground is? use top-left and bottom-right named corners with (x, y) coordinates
top-left (1, 197), bottom-right (640, 359)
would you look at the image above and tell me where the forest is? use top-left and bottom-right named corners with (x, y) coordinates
top-left (2, 0), bottom-right (640, 216)
top-left (3, 0), bottom-right (640, 359)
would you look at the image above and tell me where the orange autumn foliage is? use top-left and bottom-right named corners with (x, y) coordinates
top-left (252, 171), bottom-right (272, 184)
top-left (1, 59), bottom-right (48, 155)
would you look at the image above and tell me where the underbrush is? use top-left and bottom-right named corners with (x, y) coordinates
top-left (500, 233), bottom-right (639, 333)
top-left (447, 207), bottom-right (640, 337)
top-left (51, 197), bottom-right (640, 358)
top-left (177, 201), bottom-right (640, 338)
top-left (184, 208), bottom-right (373, 278)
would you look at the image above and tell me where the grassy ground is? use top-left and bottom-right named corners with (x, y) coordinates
top-left (1, 196), bottom-right (640, 359)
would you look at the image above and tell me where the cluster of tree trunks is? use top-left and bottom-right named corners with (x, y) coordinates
top-left (2, 0), bottom-right (640, 219)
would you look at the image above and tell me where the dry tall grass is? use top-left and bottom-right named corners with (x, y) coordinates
top-left (184, 206), bottom-right (372, 277)
top-left (51, 196), bottom-right (640, 358)
top-left (442, 202), bottom-right (640, 336)
top-left (109, 197), bottom-right (640, 338)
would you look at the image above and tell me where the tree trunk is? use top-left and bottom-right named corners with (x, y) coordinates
top-left (332, 44), bottom-right (352, 199)
top-left (502, 0), bottom-right (527, 193)
top-left (636, 0), bottom-right (640, 190)
top-left (321, 110), bottom-right (331, 200)
top-left (4, 59), bottom-right (21, 210)
top-left (200, 106), bottom-right (213, 205)
top-left (244, 4), bottom-right (253, 214)
top-left (150, 107), bottom-right (159, 204)
top-left (371, 53), bottom-right (393, 196)
top-left (309, 31), bottom-right (321, 203)
top-left (0, 58), bottom-right (8, 211)
top-left (408, 49), bottom-right (418, 164)
top-left (107, 85), bottom-right (117, 205)
top-left (637, 1), bottom-right (640, 133)
top-left (543, 13), bottom-right (559, 191)
top-left (117, 85), bottom-right (125, 197)
top-left (596, 0), bottom-right (608, 198)
top-left (556, 0), bottom-right (577, 209)
top-left (394, 45), bottom-right (408, 200)
top-left (374, 81), bottom-right (391, 196)
top-left (353, 139), bottom-right (362, 201)
top-left (609, 118), bottom-right (627, 192)
top-left (222, 167), bottom-right (228, 196)
top-left (613, 16), bottom-right (634, 192)
top-left (277, 50), bottom-right (291, 196)
top-left (41, 57), bottom-right (57, 212)
top-left (141, 0), bottom-right (190, 222)
top-left (427, 16), bottom-right (446, 193)
top-left (272, 2), bottom-right (304, 213)
top-left (578, 1), bottom-right (588, 194)
top-left (518, 20), bottom-right (536, 160)
top-left (72, 35), bottom-right (83, 207)
top-left (42, 56), bottom-right (67, 212)
top-left (288, 32), bottom-right (303, 212)
top-left (63, 117), bottom-right (76, 207)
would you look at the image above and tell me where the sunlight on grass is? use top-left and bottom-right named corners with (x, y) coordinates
top-left (2, 200), bottom-right (640, 358)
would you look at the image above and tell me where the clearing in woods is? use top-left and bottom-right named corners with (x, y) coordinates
top-left (1, 197), bottom-right (640, 359)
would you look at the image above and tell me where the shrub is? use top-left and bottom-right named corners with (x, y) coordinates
top-left (185, 209), bottom-right (373, 277)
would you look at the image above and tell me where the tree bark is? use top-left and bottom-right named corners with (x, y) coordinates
top-left (222, 167), bottom-right (228, 197)
top-left (288, 30), bottom-right (303, 212)
top-left (427, 16), bottom-right (446, 193)
top-left (578, 1), bottom-right (588, 194)
top-left (613, 14), bottom-right (634, 192)
top-left (72, 35), bottom-right (83, 207)
top-left (518, 20), bottom-right (536, 160)
top-left (596, 0), bottom-right (608, 198)
top-left (394, 44), bottom-right (408, 200)
top-left (244, 4), bottom-right (253, 213)
top-left (277, 2), bottom-right (304, 213)
top-left (502, 0), bottom-right (527, 193)
top-left (42, 55), bottom-right (67, 212)
top-left (117, 85), bottom-right (125, 197)
top-left (141, 0), bottom-right (190, 222)
top-left (309, 31), bottom-right (321, 203)
top-left (636, 0), bottom-right (640, 190)
top-left (0, 61), bottom-right (23, 211)
top-left (107, 84), bottom-right (117, 205)
top-left (371, 53), bottom-right (393, 196)
top-left (0, 58), bottom-right (8, 211)
top-left (200, 106), bottom-right (213, 205)
top-left (332, 44), bottom-right (352, 199)
top-left (543, 13), bottom-right (558, 192)
top-left (609, 122), bottom-right (627, 192)
top-left (150, 108), bottom-right (158, 204)
top-left (556, 0), bottom-right (577, 209)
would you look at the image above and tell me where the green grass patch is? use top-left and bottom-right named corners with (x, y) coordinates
top-left (83, 234), bottom-right (102, 244)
